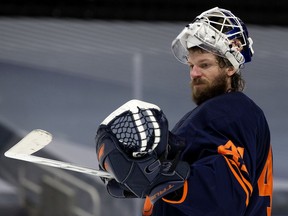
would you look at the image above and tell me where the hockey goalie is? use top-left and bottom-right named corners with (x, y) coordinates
top-left (95, 99), bottom-right (190, 215)
top-left (95, 6), bottom-right (273, 216)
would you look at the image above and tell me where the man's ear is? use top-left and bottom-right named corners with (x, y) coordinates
top-left (226, 66), bottom-right (237, 77)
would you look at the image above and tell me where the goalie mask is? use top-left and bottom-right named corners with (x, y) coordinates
top-left (171, 7), bottom-right (254, 70)
top-left (95, 100), bottom-right (190, 200)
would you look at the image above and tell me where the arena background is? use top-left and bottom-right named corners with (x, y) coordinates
top-left (0, 1), bottom-right (287, 216)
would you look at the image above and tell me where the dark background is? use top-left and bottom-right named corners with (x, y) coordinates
top-left (0, 0), bottom-right (287, 25)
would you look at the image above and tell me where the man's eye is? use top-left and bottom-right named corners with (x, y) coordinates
top-left (200, 63), bottom-right (209, 68)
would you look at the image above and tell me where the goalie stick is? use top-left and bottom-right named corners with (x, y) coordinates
top-left (4, 129), bottom-right (112, 179)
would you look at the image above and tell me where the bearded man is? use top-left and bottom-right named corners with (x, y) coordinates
top-left (148, 7), bottom-right (273, 216)
top-left (96, 7), bottom-right (273, 216)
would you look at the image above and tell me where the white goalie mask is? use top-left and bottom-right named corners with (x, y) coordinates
top-left (171, 7), bottom-right (254, 70)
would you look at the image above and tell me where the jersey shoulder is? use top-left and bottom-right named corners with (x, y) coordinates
top-left (193, 92), bottom-right (265, 124)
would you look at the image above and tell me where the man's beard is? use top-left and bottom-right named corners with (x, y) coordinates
top-left (191, 72), bottom-right (228, 105)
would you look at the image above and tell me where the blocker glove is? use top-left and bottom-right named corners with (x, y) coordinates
top-left (95, 99), bottom-right (190, 204)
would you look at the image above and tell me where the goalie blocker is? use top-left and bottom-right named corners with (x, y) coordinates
top-left (95, 100), bottom-right (190, 204)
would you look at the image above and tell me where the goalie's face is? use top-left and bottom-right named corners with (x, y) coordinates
top-left (188, 48), bottom-right (236, 105)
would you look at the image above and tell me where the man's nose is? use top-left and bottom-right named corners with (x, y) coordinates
top-left (190, 65), bottom-right (202, 79)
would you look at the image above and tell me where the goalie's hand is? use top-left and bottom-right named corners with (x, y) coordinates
top-left (102, 158), bottom-right (190, 202)
top-left (97, 129), bottom-right (190, 202)
top-left (95, 100), bottom-right (190, 203)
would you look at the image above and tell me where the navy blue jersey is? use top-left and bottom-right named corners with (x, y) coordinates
top-left (151, 92), bottom-right (273, 216)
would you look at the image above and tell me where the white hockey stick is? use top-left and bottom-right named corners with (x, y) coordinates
top-left (4, 129), bottom-right (112, 179)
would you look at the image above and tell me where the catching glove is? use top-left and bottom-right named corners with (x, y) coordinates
top-left (95, 99), bottom-right (190, 204)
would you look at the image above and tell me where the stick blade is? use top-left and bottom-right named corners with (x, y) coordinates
top-left (4, 129), bottom-right (113, 179)
top-left (5, 129), bottom-right (52, 158)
